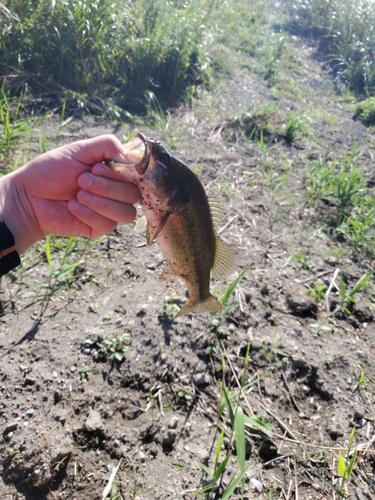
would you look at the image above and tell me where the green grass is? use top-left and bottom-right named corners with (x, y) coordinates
top-left (283, 0), bottom-right (375, 97)
top-left (0, 0), bottom-right (218, 113)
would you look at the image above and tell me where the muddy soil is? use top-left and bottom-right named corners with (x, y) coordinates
top-left (1, 40), bottom-right (375, 500)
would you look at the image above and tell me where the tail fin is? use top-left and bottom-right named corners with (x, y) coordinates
top-left (174, 294), bottom-right (222, 319)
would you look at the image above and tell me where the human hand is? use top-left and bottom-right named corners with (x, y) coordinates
top-left (0, 135), bottom-right (140, 254)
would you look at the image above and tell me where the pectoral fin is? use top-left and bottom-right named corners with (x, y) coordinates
top-left (159, 265), bottom-right (177, 282)
top-left (153, 211), bottom-right (171, 240)
top-left (211, 237), bottom-right (235, 280)
top-left (135, 215), bottom-right (148, 233)
top-left (135, 213), bottom-right (171, 245)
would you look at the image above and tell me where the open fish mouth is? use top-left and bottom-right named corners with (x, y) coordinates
top-left (122, 134), bottom-right (146, 165)
top-left (106, 133), bottom-right (149, 174)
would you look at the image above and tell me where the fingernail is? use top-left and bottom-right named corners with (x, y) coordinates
top-left (79, 173), bottom-right (93, 188)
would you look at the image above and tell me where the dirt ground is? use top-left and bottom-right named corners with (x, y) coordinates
top-left (1, 40), bottom-right (375, 500)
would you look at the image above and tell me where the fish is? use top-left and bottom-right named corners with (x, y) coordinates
top-left (105, 133), bottom-right (234, 319)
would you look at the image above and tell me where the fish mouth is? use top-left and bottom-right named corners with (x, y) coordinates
top-left (106, 133), bottom-right (150, 175)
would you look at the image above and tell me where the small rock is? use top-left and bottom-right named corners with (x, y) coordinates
top-left (149, 446), bottom-right (158, 457)
top-left (25, 408), bottom-right (34, 417)
top-left (24, 377), bottom-right (36, 386)
top-left (54, 390), bottom-right (62, 404)
top-left (138, 451), bottom-right (146, 462)
top-left (70, 366), bottom-right (76, 373)
top-left (175, 335), bottom-right (184, 345)
top-left (250, 477), bottom-right (263, 493)
top-left (5, 422), bottom-right (18, 433)
top-left (83, 348), bottom-right (91, 355)
top-left (168, 416), bottom-right (179, 429)
top-left (193, 373), bottom-right (211, 387)
top-left (85, 409), bottom-right (103, 432)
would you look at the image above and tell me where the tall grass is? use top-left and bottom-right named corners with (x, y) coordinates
top-left (283, 0), bottom-right (375, 97)
top-left (0, 0), bottom-right (217, 112)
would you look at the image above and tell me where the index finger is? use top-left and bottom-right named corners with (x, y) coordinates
top-left (61, 135), bottom-right (130, 166)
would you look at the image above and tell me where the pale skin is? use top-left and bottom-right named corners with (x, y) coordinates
top-left (0, 135), bottom-right (140, 255)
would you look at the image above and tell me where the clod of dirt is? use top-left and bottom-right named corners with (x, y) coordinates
top-left (84, 409), bottom-right (103, 432)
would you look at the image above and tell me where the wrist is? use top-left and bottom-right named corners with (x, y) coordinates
top-left (0, 217), bottom-right (21, 275)
top-left (0, 169), bottom-right (41, 255)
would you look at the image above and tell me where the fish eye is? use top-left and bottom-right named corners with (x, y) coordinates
top-left (159, 153), bottom-right (170, 166)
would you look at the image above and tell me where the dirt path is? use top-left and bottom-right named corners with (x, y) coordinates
top-left (1, 38), bottom-right (375, 500)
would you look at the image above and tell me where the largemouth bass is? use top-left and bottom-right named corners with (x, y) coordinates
top-left (106, 133), bottom-right (234, 319)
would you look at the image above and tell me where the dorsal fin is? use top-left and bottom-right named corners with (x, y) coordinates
top-left (212, 237), bottom-right (235, 280)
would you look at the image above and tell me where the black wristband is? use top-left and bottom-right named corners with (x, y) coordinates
top-left (0, 218), bottom-right (21, 277)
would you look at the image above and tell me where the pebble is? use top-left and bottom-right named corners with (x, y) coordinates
top-left (193, 373), bottom-right (211, 387)
top-left (168, 416), bottom-right (179, 429)
top-left (25, 409), bottom-right (34, 417)
top-left (138, 451), bottom-right (146, 462)
top-left (70, 366), bottom-right (77, 373)
top-left (54, 390), bottom-right (62, 404)
top-left (5, 422), bottom-right (18, 432)
top-left (250, 477), bottom-right (263, 492)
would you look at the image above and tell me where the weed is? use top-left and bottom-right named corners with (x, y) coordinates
top-left (338, 427), bottom-right (358, 495)
top-left (260, 335), bottom-right (281, 362)
top-left (307, 281), bottom-right (328, 303)
top-left (80, 365), bottom-right (91, 382)
top-left (99, 333), bottom-right (130, 362)
top-left (353, 96), bottom-right (375, 125)
top-left (308, 322), bottom-right (332, 335)
top-left (163, 296), bottom-right (180, 319)
top-left (336, 272), bottom-right (372, 315)
top-left (0, 82), bottom-right (33, 167)
top-left (284, 253), bottom-right (315, 272)
top-left (210, 268), bottom-right (248, 335)
top-left (282, 110), bottom-right (311, 142)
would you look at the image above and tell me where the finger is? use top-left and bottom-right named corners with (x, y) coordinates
top-left (76, 189), bottom-right (137, 224)
top-left (68, 199), bottom-right (119, 237)
top-left (92, 163), bottom-right (131, 182)
top-left (78, 171), bottom-right (140, 205)
top-left (61, 135), bottom-right (130, 166)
